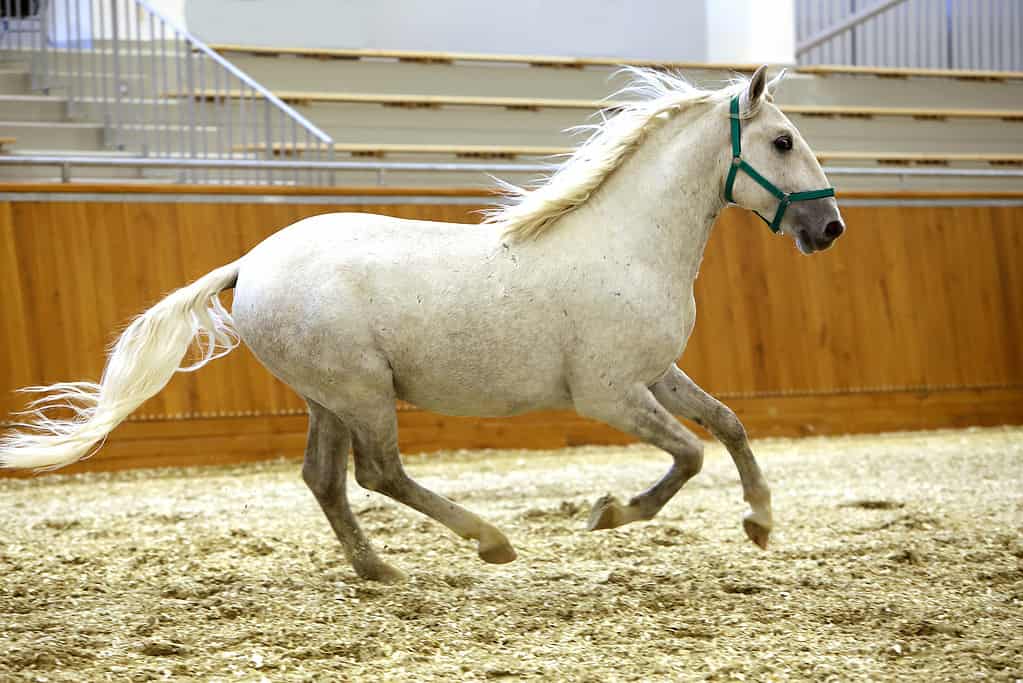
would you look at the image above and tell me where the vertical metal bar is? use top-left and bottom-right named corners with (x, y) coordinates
top-left (263, 99), bottom-right (272, 184)
top-left (37, 0), bottom-right (49, 92)
top-left (955, 0), bottom-right (966, 69)
top-left (88, 0), bottom-right (98, 105)
top-left (159, 18), bottom-right (168, 160)
top-left (245, 85), bottom-right (254, 183)
top-left (62, 0), bottom-right (72, 113)
top-left (303, 129), bottom-right (310, 186)
top-left (147, 9), bottom-right (158, 157)
top-left (184, 30), bottom-right (195, 182)
top-left (214, 59), bottom-right (223, 181)
top-left (197, 51), bottom-right (207, 182)
top-left (895, 0), bottom-right (904, 67)
top-left (1012, 0), bottom-right (1019, 70)
top-left (224, 69), bottom-right (234, 179)
top-left (75, 0), bottom-right (82, 107)
top-left (175, 29), bottom-right (183, 170)
top-left (238, 80), bottom-right (247, 163)
top-left (109, 0), bottom-right (121, 148)
top-left (4, 0), bottom-right (11, 50)
top-left (289, 115), bottom-right (297, 184)
top-left (97, 0), bottom-right (106, 105)
top-left (134, 0), bottom-right (143, 154)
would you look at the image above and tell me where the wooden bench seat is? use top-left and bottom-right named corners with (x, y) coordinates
top-left (233, 143), bottom-right (1023, 167)
top-left (234, 142), bottom-right (573, 159)
top-left (814, 152), bottom-right (1023, 166)
top-left (210, 44), bottom-right (1023, 81)
top-left (208, 43), bottom-right (760, 73)
top-left (173, 89), bottom-right (617, 110)
top-left (170, 88), bottom-right (1023, 121)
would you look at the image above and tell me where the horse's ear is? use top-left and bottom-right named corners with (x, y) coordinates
top-left (747, 65), bottom-right (769, 104)
top-left (766, 67), bottom-right (787, 101)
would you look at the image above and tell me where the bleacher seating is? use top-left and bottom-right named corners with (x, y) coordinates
top-left (2, 42), bottom-right (1022, 189)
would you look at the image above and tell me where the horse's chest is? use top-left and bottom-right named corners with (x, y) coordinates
top-left (572, 280), bottom-right (696, 384)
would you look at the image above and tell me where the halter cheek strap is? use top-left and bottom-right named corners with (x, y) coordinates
top-left (724, 95), bottom-right (835, 234)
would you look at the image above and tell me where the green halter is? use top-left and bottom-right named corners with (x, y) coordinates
top-left (724, 95), bottom-right (835, 234)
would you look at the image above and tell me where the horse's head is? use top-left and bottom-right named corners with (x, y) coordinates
top-left (723, 65), bottom-right (845, 254)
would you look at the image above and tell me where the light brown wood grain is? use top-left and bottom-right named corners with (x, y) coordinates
top-left (208, 43), bottom-right (761, 72)
top-left (2, 387), bottom-right (1019, 478)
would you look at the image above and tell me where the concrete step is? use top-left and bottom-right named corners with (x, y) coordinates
top-left (0, 93), bottom-right (68, 120)
top-left (225, 53), bottom-right (1023, 110)
top-left (0, 46), bottom-right (189, 71)
top-left (0, 121), bottom-right (104, 150)
top-left (254, 100), bottom-right (1023, 154)
top-left (0, 67), bottom-right (30, 93)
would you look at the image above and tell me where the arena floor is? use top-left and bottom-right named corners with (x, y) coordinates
top-left (1, 427), bottom-right (1021, 682)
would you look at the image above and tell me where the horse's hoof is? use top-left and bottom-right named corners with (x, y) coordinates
top-left (479, 541), bottom-right (517, 564)
top-left (587, 494), bottom-right (625, 531)
top-left (356, 560), bottom-right (407, 584)
top-left (742, 518), bottom-right (771, 550)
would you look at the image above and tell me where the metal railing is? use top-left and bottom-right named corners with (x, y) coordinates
top-left (1, 0), bottom-right (334, 184)
top-left (1, 154), bottom-right (1021, 186)
top-left (796, 0), bottom-right (1023, 72)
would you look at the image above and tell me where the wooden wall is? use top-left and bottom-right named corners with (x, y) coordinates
top-left (1, 188), bottom-right (1021, 475)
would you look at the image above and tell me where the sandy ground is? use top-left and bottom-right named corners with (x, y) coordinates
top-left (1, 426), bottom-right (1021, 682)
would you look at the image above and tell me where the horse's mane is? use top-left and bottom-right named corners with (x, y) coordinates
top-left (483, 69), bottom-right (757, 242)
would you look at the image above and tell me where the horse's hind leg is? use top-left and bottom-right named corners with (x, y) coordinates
top-left (302, 400), bottom-right (405, 583)
top-left (575, 383), bottom-right (705, 531)
top-left (651, 365), bottom-right (772, 548)
top-left (346, 397), bottom-right (517, 565)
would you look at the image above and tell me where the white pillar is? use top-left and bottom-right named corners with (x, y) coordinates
top-left (704, 0), bottom-right (795, 64)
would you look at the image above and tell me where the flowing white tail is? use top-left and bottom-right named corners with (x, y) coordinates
top-left (0, 262), bottom-right (242, 472)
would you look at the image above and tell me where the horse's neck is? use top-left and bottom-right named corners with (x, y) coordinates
top-left (553, 105), bottom-right (726, 283)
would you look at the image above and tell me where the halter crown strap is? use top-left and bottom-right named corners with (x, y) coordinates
top-left (725, 95), bottom-right (835, 234)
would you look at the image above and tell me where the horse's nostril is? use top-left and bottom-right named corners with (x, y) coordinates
top-left (824, 220), bottom-right (845, 239)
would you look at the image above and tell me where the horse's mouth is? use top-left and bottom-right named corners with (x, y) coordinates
top-left (796, 229), bottom-right (816, 255)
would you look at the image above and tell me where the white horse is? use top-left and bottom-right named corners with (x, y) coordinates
top-left (1, 66), bottom-right (844, 582)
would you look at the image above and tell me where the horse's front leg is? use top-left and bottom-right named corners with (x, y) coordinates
top-left (650, 365), bottom-right (773, 549)
top-left (575, 383), bottom-right (705, 531)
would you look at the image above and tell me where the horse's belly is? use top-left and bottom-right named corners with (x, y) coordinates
top-left (387, 337), bottom-right (572, 417)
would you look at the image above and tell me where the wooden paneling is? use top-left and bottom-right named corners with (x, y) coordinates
top-left (2, 387), bottom-right (1019, 479)
top-left (1, 195), bottom-right (1021, 475)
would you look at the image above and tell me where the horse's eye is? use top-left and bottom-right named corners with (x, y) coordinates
top-left (774, 135), bottom-right (793, 152)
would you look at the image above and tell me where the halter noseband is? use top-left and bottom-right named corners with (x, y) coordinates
top-left (724, 95), bottom-right (835, 234)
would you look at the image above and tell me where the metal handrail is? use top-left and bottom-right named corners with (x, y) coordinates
top-left (796, 0), bottom-right (1023, 72)
top-left (8, 0), bottom-right (335, 185)
top-left (796, 0), bottom-right (910, 56)
top-left (134, 0), bottom-right (330, 147)
top-left (2, 154), bottom-right (1022, 184)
